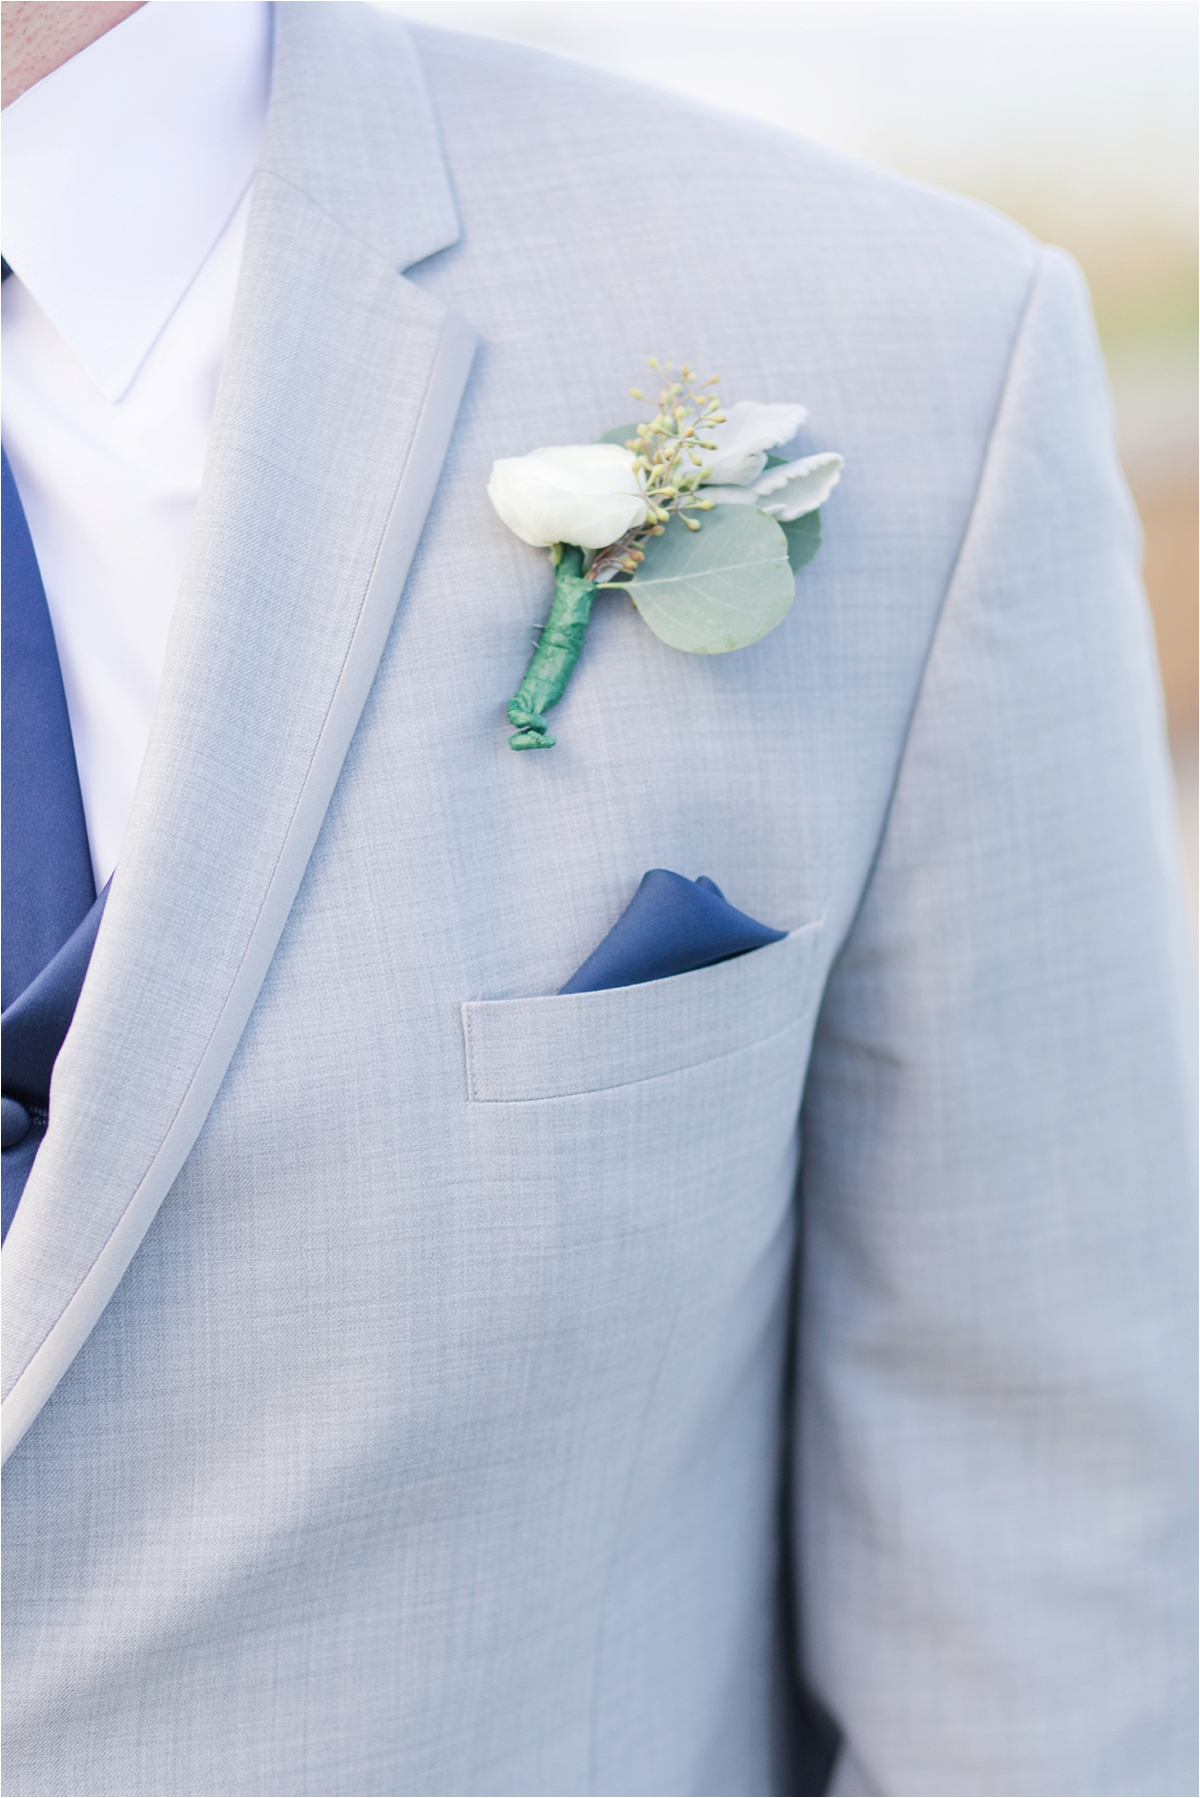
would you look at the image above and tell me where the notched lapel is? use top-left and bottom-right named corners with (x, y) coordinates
top-left (2, 4), bottom-right (477, 1458)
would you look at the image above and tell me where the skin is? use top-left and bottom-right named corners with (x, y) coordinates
top-left (2, 1), bottom-right (144, 108)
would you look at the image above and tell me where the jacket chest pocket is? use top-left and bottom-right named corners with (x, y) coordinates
top-left (459, 924), bottom-right (825, 1326)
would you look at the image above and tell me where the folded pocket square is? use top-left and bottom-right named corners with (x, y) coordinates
top-left (559, 869), bottom-right (786, 995)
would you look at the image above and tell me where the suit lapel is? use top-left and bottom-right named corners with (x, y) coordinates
top-left (2, 3), bottom-right (477, 1457)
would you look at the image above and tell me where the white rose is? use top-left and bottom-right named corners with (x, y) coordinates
top-left (702, 400), bottom-right (809, 486)
top-left (487, 444), bottom-right (649, 550)
top-left (705, 451), bottom-right (844, 522)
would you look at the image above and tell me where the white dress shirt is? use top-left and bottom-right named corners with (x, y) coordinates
top-left (1, 1), bottom-right (271, 888)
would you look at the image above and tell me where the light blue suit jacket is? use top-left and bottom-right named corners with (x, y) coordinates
top-left (2, 7), bottom-right (1194, 1795)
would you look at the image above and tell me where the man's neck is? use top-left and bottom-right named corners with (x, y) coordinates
top-left (1, 1), bottom-right (144, 108)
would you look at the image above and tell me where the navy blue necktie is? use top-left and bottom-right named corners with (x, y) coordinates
top-left (2, 445), bottom-right (100, 1237)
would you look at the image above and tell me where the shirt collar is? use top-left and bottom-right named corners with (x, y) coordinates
top-left (1, 1), bottom-right (271, 402)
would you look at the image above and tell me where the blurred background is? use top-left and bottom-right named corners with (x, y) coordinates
top-left (379, 0), bottom-right (1198, 926)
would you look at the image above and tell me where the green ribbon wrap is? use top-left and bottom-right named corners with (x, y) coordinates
top-left (506, 545), bottom-right (597, 749)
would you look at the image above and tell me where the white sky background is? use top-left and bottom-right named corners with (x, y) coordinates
top-left (378, 1), bottom-right (1197, 234)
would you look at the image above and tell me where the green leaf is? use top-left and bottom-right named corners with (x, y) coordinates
top-left (616, 505), bottom-right (794, 655)
top-left (598, 423), bottom-right (643, 448)
top-left (780, 508), bottom-right (821, 573)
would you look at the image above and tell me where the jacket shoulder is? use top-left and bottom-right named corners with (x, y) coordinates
top-left (402, 15), bottom-right (1041, 304)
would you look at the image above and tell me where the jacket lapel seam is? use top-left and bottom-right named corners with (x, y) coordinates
top-left (256, 168), bottom-right (439, 279)
top-left (2, 306), bottom-right (478, 1457)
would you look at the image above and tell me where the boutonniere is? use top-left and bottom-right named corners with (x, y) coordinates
top-left (488, 359), bottom-right (843, 750)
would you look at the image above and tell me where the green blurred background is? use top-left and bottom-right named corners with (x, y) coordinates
top-left (381, 0), bottom-right (1198, 919)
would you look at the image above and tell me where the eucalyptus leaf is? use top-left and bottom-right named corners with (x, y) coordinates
top-left (615, 505), bottom-right (794, 654)
top-left (599, 423), bottom-right (643, 448)
top-left (781, 509), bottom-right (821, 573)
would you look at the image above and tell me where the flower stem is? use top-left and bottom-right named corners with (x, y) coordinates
top-left (506, 545), bottom-right (596, 749)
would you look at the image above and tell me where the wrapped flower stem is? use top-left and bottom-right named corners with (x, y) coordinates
top-left (507, 545), bottom-right (597, 749)
top-left (489, 361), bottom-right (842, 753)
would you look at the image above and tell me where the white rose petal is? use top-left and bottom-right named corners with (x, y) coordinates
top-left (703, 400), bottom-right (809, 486)
top-left (752, 452), bottom-right (844, 521)
top-left (487, 443), bottom-right (648, 550)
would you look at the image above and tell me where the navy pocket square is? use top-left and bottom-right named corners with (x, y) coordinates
top-left (559, 869), bottom-right (786, 995)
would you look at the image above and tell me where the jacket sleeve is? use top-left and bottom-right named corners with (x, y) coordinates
top-left (794, 246), bottom-right (1197, 1798)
